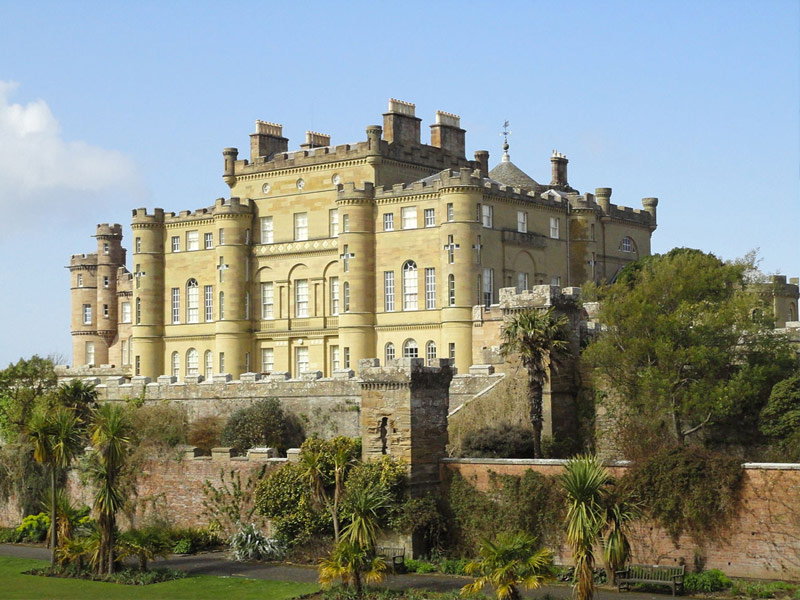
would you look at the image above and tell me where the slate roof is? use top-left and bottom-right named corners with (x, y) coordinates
top-left (488, 159), bottom-right (541, 190)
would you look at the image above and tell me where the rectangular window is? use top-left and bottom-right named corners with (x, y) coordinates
top-left (296, 346), bottom-right (309, 375)
top-left (187, 230), bottom-right (199, 251)
top-left (135, 264), bottom-right (141, 289)
top-left (245, 352), bottom-right (250, 373)
top-left (342, 214), bottom-right (349, 233)
top-left (344, 347), bottom-right (350, 369)
top-left (204, 232), bottom-right (213, 249)
top-left (401, 206), bottom-right (417, 229)
top-left (121, 340), bottom-right (127, 365)
top-left (171, 236), bottom-right (180, 252)
top-left (103, 304), bottom-right (109, 318)
top-left (447, 203), bottom-right (454, 222)
top-left (103, 243), bottom-right (109, 255)
top-left (330, 277), bottom-right (339, 315)
top-left (219, 228), bottom-right (225, 244)
top-left (261, 348), bottom-right (274, 372)
top-left (135, 237), bottom-right (141, 253)
top-left (476, 203), bottom-right (482, 222)
top-left (446, 235), bottom-right (456, 264)
top-left (517, 272), bottom-right (529, 293)
top-left (244, 292), bottom-right (250, 319)
top-left (261, 282), bottom-right (274, 319)
top-left (384, 271), bottom-right (395, 312)
top-left (331, 345), bottom-right (340, 371)
top-left (187, 283), bottom-right (199, 323)
top-left (403, 265), bottom-right (418, 311)
top-left (425, 268), bottom-right (436, 309)
top-left (551, 276), bottom-right (561, 286)
top-left (383, 213), bottom-right (394, 231)
top-left (590, 224), bottom-right (595, 241)
top-left (482, 204), bottom-right (493, 228)
top-left (329, 209), bottom-right (339, 237)
top-left (294, 213), bottom-right (308, 241)
top-left (449, 342), bottom-right (456, 359)
top-left (219, 352), bottom-right (225, 373)
top-left (204, 285), bottom-right (213, 321)
top-left (135, 355), bottom-right (141, 375)
top-left (424, 208), bottom-right (435, 227)
top-left (343, 282), bottom-right (350, 312)
top-left (483, 268), bottom-right (494, 307)
top-left (295, 279), bottom-right (309, 317)
top-left (171, 288), bottom-right (180, 324)
top-left (77, 273), bottom-right (83, 287)
top-left (83, 304), bottom-right (92, 325)
top-left (121, 302), bottom-right (131, 323)
top-left (245, 229), bottom-right (250, 245)
top-left (205, 351), bottom-right (213, 379)
top-left (219, 292), bottom-right (225, 319)
top-left (261, 216), bottom-right (274, 243)
top-left (549, 217), bottom-right (560, 239)
top-left (448, 274), bottom-right (456, 306)
top-left (136, 299), bottom-right (141, 324)
top-left (517, 211), bottom-right (528, 233)
top-left (86, 342), bottom-right (95, 365)
top-left (103, 275), bottom-right (109, 288)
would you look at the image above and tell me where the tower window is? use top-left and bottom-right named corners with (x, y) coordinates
top-left (103, 304), bottom-right (109, 318)
top-left (135, 237), bottom-right (141, 253)
top-left (342, 214), bottom-right (349, 233)
top-left (103, 275), bottom-right (109, 288)
top-left (171, 236), bottom-right (180, 252)
top-left (549, 217), bottom-right (560, 239)
top-left (204, 285), bottom-right (213, 321)
top-left (77, 274), bottom-right (83, 287)
top-left (261, 216), bottom-right (274, 243)
top-left (204, 232), bottom-right (213, 249)
top-left (383, 213), bottom-right (394, 231)
top-left (329, 210), bottom-right (339, 237)
top-left (135, 298), bottom-right (141, 324)
top-left (424, 208), bottom-right (435, 227)
top-left (446, 203), bottom-right (454, 222)
top-left (517, 211), bottom-right (527, 233)
top-left (171, 288), bottom-right (180, 324)
top-left (121, 302), bottom-right (131, 323)
top-left (482, 204), bottom-right (493, 228)
top-left (448, 274), bottom-right (455, 306)
top-left (621, 236), bottom-right (634, 253)
top-left (86, 342), bottom-right (95, 366)
top-left (82, 304), bottom-right (92, 325)
top-left (343, 282), bottom-right (350, 312)
top-left (402, 260), bottom-right (418, 310)
top-left (103, 242), bottom-right (109, 255)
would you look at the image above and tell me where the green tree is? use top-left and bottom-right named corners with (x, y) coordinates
top-left (26, 406), bottom-right (83, 565)
top-left (88, 403), bottom-right (133, 575)
top-left (584, 249), bottom-right (796, 450)
top-left (318, 540), bottom-right (386, 597)
top-left (220, 398), bottom-right (304, 455)
top-left (500, 307), bottom-right (570, 458)
top-left (340, 484), bottom-right (391, 550)
top-left (461, 532), bottom-right (553, 600)
top-left (760, 372), bottom-right (800, 458)
top-left (55, 379), bottom-right (98, 425)
top-left (0, 356), bottom-right (58, 441)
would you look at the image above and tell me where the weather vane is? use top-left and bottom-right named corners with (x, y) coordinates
top-left (501, 120), bottom-right (511, 160)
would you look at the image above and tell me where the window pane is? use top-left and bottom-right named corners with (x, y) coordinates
top-left (425, 268), bottom-right (436, 309)
top-left (187, 279), bottom-right (199, 323)
top-left (294, 213), bottom-right (308, 241)
top-left (424, 208), bottom-right (435, 227)
top-left (261, 348), bottom-right (274, 372)
top-left (187, 231), bottom-right (199, 251)
top-left (403, 261), bottom-right (417, 310)
top-left (384, 271), bottom-right (395, 312)
top-left (261, 282), bottom-right (274, 319)
top-left (330, 277), bottom-right (339, 315)
top-left (295, 279), bottom-right (309, 317)
top-left (205, 285), bottom-right (213, 321)
top-left (261, 216), bottom-right (274, 243)
top-left (329, 210), bottom-right (339, 237)
top-left (401, 207), bottom-right (417, 229)
top-left (383, 213), bottom-right (394, 231)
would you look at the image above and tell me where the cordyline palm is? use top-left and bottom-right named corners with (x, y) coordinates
top-left (300, 440), bottom-right (354, 542)
top-left (500, 307), bottom-right (570, 458)
top-left (461, 531), bottom-right (553, 600)
top-left (340, 484), bottom-right (391, 550)
top-left (561, 455), bottom-right (613, 600)
top-left (27, 406), bottom-right (83, 565)
top-left (89, 403), bottom-right (133, 575)
top-left (318, 540), bottom-right (386, 597)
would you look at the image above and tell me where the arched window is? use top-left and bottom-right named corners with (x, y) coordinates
top-left (789, 303), bottom-right (796, 322)
top-left (425, 341), bottom-right (437, 365)
top-left (402, 339), bottom-right (418, 358)
top-left (171, 351), bottom-right (179, 377)
top-left (448, 274), bottom-right (455, 306)
top-left (402, 260), bottom-right (418, 310)
top-left (621, 237), bottom-right (634, 253)
top-left (385, 342), bottom-right (396, 363)
top-left (219, 291), bottom-right (225, 320)
top-left (186, 348), bottom-right (199, 376)
top-left (135, 298), bottom-right (141, 324)
top-left (186, 279), bottom-right (199, 323)
top-left (204, 350), bottom-right (213, 379)
top-left (343, 282), bottom-right (350, 312)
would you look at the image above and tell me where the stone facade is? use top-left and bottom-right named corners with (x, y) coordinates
top-left (68, 98), bottom-right (660, 380)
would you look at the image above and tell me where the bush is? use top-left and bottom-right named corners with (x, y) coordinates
top-left (622, 446), bottom-right (744, 543)
top-left (172, 538), bottom-right (193, 554)
top-left (389, 494), bottom-right (446, 551)
top-left (28, 564), bottom-right (187, 585)
top-left (437, 557), bottom-right (468, 575)
top-left (460, 421), bottom-right (534, 458)
top-left (0, 527), bottom-right (20, 543)
top-left (167, 526), bottom-right (222, 553)
top-left (220, 398), bottom-right (304, 455)
top-left (15, 512), bottom-right (50, 542)
top-left (403, 558), bottom-right (436, 573)
top-left (684, 569), bottom-right (732, 593)
top-left (129, 401), bottom-right (188, 456)
top-left (229, 523), bottom-right (285, 561)
top-left (188, 416), bottom-right (225, 454)
top-left (731, 579), bottom-right (797, 598)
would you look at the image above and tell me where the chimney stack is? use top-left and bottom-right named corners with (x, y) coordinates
top-left (550, 150), bottom-right (569, 187)
top-left (430, 110), bottom-right (465, 157)
top-left (383, 99), bottom-right (421, 146)
top-left (300, 131), bottom-right (331, 150)
top-left (250, 121), bottom-right (288, 161)
top-left (595, 187), bottom-right (612, 213)
top-left (474, 151), bottom-right (489, 178)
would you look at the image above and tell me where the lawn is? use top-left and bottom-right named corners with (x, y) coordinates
top-left (0, 556), bottom-right (318, 600)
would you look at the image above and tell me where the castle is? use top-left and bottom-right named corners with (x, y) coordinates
top-left (68, 99), bottom-right (661, 379)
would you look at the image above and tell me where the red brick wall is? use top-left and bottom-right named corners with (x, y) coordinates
top-left (442, 459), bottom-right (800, 581)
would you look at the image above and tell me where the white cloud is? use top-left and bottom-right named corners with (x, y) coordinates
top-left (0, 81), bottom-right (144, 215)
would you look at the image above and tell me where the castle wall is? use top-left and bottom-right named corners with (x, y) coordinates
top-left (442, 459), bottom-right (800, 581)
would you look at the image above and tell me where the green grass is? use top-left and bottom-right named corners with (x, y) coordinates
top-left (0, 556), bottom-right (318, 600)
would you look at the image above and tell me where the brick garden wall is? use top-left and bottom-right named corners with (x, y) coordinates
top-left (442, 459), bottom-right (800, 581)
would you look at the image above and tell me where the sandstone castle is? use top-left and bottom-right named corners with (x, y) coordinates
top-left (67, 99), bottom-right (668, 379)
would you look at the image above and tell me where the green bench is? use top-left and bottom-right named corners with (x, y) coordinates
top-left (376, 546), bottom-right (406, 573)
top-left (616, 564), bottom-right (685, 596)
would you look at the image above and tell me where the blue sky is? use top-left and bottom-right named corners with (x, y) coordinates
top-left (0, 0), bottom-right (797, 366)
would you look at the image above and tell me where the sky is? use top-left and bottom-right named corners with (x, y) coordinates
top-left (0, 0), bottom-right (797, 367)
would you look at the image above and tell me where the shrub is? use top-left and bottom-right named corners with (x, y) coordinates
top-left (167, 526), bottom-right (221, 552)
top-left (172, 538), bottom-right (193, 554)
top-left (187, 416), bottom-right (224, 454)
top-left (460, 421), bottom-right (534, 458)
top-left (230, 523), bottom-right (285, 561)
top-left (201, 468), bottom-right (266, 537)
top-left (622, 446), bottom-right (744, 542)
top-left (731, 580), bottom-right (797, 598)
top-left (684, 569), bottom-right (732, 593)
top-left (15, 512), bottom-right (50, 542)
top-left (220, 398), bottom-right (304, 455)
top-left (403, 558), bottom-right (436, 573)
top-left (0, 527), bottom-right (20, 543)
top-left (389, 494), bottom-right (446, 552)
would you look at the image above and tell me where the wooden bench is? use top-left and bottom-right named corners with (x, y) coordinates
top-left (376, 546), bottom-right (406, 573)
top-left (616, 564), bottom-right (685, 596)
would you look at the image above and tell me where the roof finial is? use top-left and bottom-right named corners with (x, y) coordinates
top-left (501, 120), bottom-right (511, 162)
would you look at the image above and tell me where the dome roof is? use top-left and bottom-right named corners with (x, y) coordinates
top-left (488, 159), bottom-right (540, 190)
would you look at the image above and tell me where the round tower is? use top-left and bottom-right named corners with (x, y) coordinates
top-left (213, 197), bottom-right (253, 377)
top-left (337, 183), bottom-right (376, 372)
top-left (438, 175), bottom-right (482, 374)
top-left (131, 208), bottom-right (166, 378)
top-left (69, 251), bottom-right (103, 367)
top-left (94, 224), bottom-right (124, 364)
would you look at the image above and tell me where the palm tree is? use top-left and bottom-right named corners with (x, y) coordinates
top-left (561, 455), bottom-right (612, 600)
top-left (602, 493), bottom-right (639, 584)
top-left (499, 307), bottom-right (570, 458)
top-left (318, 540), bottom-right (386, 597)
top-left (340, 484), bottom-right (391, 550)
top-left (56, 379), bottom-right (98, 424)
top-left (461, 531), bottom-right (553, 600)
top-left (88, 403), bottom-right (133, 575)
top-left (27, 406), bottom-right (83, 565)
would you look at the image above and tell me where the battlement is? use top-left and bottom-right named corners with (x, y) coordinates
top-left (132, 207), bottom-right (166, 224)
top-left (337, 182), bottom-right (375, 200)
top-left (212, 196), bottom-right (253, 215)
top-left (69, 252), bottom-right (98, 267)
top-left (163, 206), bottom-right (213, 223)
top-left (95, 223), bottom-right (123, 238)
